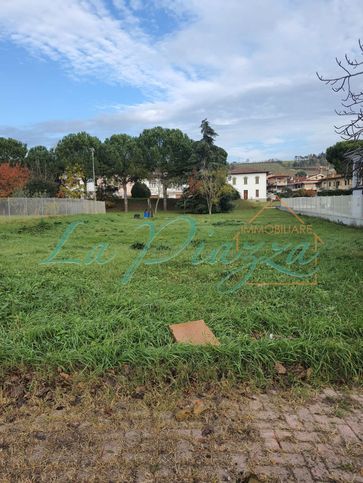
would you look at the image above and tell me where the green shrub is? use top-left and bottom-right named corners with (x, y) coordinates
top-left (292, 188), bottom-right (316, 197)
top-left (96, 183), bottom-right (118, 201)
top-left (276, 189), bottom-right (293, 198)
top-left (131, 182), bottom-right (151, 199)
top-left (25, 178), bottom-right (59, 197)
top-left (295, 170), bottom-right (307, 176)
top-left (105, 200), bottom-right (116, 209)
top-left (318, 189), bottom-right (352, 196)
top-left (178, 183), bottom-right (240, 214)
top-left (219, 184), bottom-right (240, 211)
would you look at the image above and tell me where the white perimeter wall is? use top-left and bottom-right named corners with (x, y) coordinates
top-left (278, 193), bottom-right (363, 226)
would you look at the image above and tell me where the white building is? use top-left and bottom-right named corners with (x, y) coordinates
top-left (227, 168), bottom-right (268, 201)
top-left (143, 179), bottom-right (184, 199)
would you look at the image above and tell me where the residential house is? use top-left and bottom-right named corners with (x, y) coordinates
top-left (143, 179), bottom-right (184, 199)
top-left (286, 176), bottom-right (321, 194)
top-left (110, 179), bottom-right (184, 199)
top-left (320, 175), bottom-right (352, 191)
top-left (227, 168), bottom-right (268, 200)
top-left (307, 173), bottom-right (326, 181)
top-left (267, 174), bottom-right (290, 195)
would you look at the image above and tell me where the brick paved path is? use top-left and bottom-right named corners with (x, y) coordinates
top-left (0, 386), bottom-right (362, 481)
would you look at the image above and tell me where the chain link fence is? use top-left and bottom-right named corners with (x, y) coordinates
top-left (0, 198), bottom-right (106, 217)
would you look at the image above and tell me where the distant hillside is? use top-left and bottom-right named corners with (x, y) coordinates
top-left (228, 159), bottom-right (330, 175)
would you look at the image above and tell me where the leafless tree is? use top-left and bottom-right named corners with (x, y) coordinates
top-left (317, 39), bottom-right (363, 140)
top-left (317, 40), bottom-right (363, 187)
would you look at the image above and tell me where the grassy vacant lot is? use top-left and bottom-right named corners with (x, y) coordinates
top-left (0, 204), bottom-right (362, 385)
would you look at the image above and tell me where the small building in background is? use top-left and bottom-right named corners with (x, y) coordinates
top-left (267, 174), bottom-right (290, 196)
top-left (111, 179), bottom-right (184, 199)
top-left (227, 168), bottom-right (268, 201)
top-left (320, 175), bottom-right (352, 191)
top-left (286, 177), bottom-right (321, 193)
top-left (143, 179), bottom-right (184, 199)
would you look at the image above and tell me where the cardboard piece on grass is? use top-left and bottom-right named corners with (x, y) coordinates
top-left (169, 320), bottom-right (220, 346)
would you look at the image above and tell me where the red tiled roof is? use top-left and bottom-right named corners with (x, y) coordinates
top-left (287, 177), bottom-right (319, 183)
top-left (267, 174), bottom-right (290, 179)
top-left (321, 175), bottom-right (348, 181)
top-left (229, 167), bottom-right (269, 175)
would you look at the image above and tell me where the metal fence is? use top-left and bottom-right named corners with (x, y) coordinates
top-left (279, 193), bottom-right (363, 226)
top-left (0, 198), bottom-right (106, 217)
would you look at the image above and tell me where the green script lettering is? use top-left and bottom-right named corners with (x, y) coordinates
top-left (121, 216), bottom-right (197, 284)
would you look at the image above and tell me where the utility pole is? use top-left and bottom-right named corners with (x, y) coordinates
top-left (90, 147), bottom-right (96, 200)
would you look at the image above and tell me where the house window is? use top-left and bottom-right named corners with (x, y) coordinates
top-left (232, 177), bottom-right (237, 186)
top-left (256, 189), bottom-right (259, 198)
top-left (255, 176), bottom-right (260, 184)
top-left (328, 182), bottom-right (331, 187)
top-left (345, 179), bottom-right (348, 185)
top-left (244, 176), bottom-right (248, 185)
top-left (336, 181), bottom-right (339, 188)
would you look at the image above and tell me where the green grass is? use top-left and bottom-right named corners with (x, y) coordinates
top-left (0, 205), bottom-right (362, 385)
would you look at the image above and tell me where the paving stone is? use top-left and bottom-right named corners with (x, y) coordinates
top-left (274, 429), bottom-right (293, 441)
top-left (215, 468), bottom-right (233, 481)
top-left (175, 439), bottom-right (194, 463)
top-left (248, 399), bottom-right (264, 411)
top-left (256, 411), bottom-right (278, 421)
top-left (259, 430), bottom-right (280, 451)
top-left (230, 452), bottom-right (248, 472)
top-left (329, 469), bottom-right (363, 483)
top-left (292, 466), bottom-right (314, 482)
top-left (254, 464), bottom-right (292, 481)
top-left (135, 466), bottom-right (154, 482)
top-left (313, 414), bottom-right (332, 426)
top-left (269, 452), bottom-right (305, 466)
top-left (294, 430), bottom-right (320, 443)
top-left (310, 462), bottom-right (331, 480)
top-left (2, 387), bottom-right (363, 482)
top-left (124, 430), bottom-right (142, 447)
top-left (273, 419), bottom-right (295, 430)
top-left (319, 431), bottom-right (343, 446)
top-left (343, 419), bottom-right (363, 440)
top-left (337, 424), bottom-right (361, 444)
top-left (122, 451), bottom-right (150, 463)
top-left (171, 428), bottom-right (203, 439)
top-left (350, 394), bottom-right (363, 405)
top-left (279, 441), bottom-right (314, 453)
top-left (309, 404), bottom-right (328, 415)
top-left (285, 415), bottom-right (303, 430)
top-left (322, 388), bottom-right (338, 398)
top-left (304, 457), bottom-right (331, 480)
top-left (254, 419), bottom-right (276, 430)
top-left (296, 407), bottom-right (315, 423)
top-left (316, 444), bottom-right (343, 467)
top-left (258, 394), bottom-right (271, 405)
top-left (302, 422), bottom-right (319, 432)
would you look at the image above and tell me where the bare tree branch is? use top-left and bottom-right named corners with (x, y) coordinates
top-left (317, 40), bottom-right (363, 141)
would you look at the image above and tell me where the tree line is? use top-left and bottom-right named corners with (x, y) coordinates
top-left (0, 120), bottom-right (240, 214)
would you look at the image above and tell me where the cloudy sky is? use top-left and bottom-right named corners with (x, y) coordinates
top-left (0, 0), bottom-right (362, 161)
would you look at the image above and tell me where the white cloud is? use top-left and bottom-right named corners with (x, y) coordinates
top-left (0, 0), bottom-right (363, 159)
